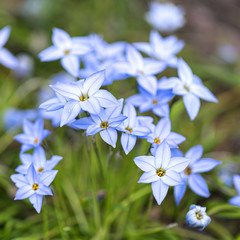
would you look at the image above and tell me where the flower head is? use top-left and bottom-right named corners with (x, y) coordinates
top-left (134, 141), bottom-right (190, 205)
top-left (145, 2), bottom-right (185, 33)
top-left (0, 26), bottom-right (18, 69)
top-left (11, 164), bottom-right (57, 213)
top-left (14, 118), bottom-right (50, 153)
top-left (229, 175), bottom-right (240, 207)
top-left (39, 28), bottom-right (91, 77)
top-left (174, 145), bottom-right (222, 205)
top-left (158, 59), bottom-right (218, 120)
top-left (186, 204), bottom-right (211, 231)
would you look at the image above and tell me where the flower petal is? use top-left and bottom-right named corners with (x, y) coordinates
top-left (121, 133), bottom-right (137, 155)
top-left (192, 158), bottom-right (222, 173)
top-left (133, 155), bottom-right (155, 171)
top-left (100, 128), bottom-right (118, 148)
top-left (183, 93), bottom-right (200, 120)
top-left (155, 141), bottom-right (171, 169)
top-left (188, 174), bottom-right (210, 197)
top-left (151, 180), bottom-right (169, 205)
top-left (138, 170), bottom-right (159, 183)
top-left (61, 55), bottom-right (80, 77)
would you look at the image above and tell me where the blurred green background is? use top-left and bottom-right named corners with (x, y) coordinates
top-left (0, 0), bottom-right (240, 239)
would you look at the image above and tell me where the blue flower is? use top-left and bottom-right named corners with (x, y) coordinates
top-left (43, 70), bottom-right (118, 126)
top-left (134, 30), bottom-right (184, 68)
top-left (186, 205), bottom-right (211, 231)
top-left (71, 99), bottom-right (127, 148)
top-left (114, 44), bottom-right (166, 95)
top-left (145, 2), bottom-right (185, 33)
top-left (229, 175), bottom-right (240, 207)
top-left (15, 146), bottom-right (62, 175)
top-left (174, 145), bottom-right (222, 205)
top-left (38, 28), bottom-right (91, 77)
top-left (117, 103), bottom-right (151, 154)
top-left (14, 118), bottom-right (50, 153)
top-left (0, 26), bottom-right (18, 69)
top-left (158, 59), bottom-right (218, 120)
top-left (134, 141), bottom-right (190, 205)
top-left (11, 164), bottom-right (58, 213)
top-left (127, 83), bottom-right (174, 118)
top-left (147, 118), bottom-right (185, 154)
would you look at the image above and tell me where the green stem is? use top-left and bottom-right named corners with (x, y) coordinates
top-left (43, 198), bottom-right (49, 240)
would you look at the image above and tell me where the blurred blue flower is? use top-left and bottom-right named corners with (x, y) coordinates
top-left (42, 70), bottom-right (118, 126)
top-left (186, 204), bottom-right (211, 231)
top-left (147, 118), bottom-right (185, 155)
top-left (14, 118), bottom-right (50, 153)
top-left (16, 146), bottom-right (62, 175)
top-left (158, 59), bottom-right (218, 120)
top-left (3, 108), bottom-right (38, 131)
top-left (134, 30), bottom-right (184, 68)
top-left (114, 45), bottom-right (165, 95)
top-left (216, 44), bottom-right (238, 64)
top-left (145, 2), bottom-right (185, 33)
top-left (134, 141), bottom-right (190, 205)
top-left (11, 164), bottom-right (57, 213)
top-left (71, 99), bottom-right (126, 148)
top-left (39, 28), bottom-right (91, 77)
top-left (229, 175), bottom-right (240, 207)
top-left (174, 145), bottom-right (222, 205)
top-left (0, 26), bottom-right (18, 69)
top-left (127, 82), bottom-right (174, 118)
top-left (117, 103), bottom-right (151, 154)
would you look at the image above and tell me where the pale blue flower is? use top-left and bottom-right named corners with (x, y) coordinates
top-left (14, 53), bottom-right (34, 79)
top-left (39, 28), bottom-right (91, 77)
top-left (174, 145), bottom-right (222, 205)
top-left (11, 164), bottom-right (57, 213)
top-left (145, 2), bottom-right (185, 33)
top-left (0, 26), bottom-right (18, 69)
top-left (186, 205), bottom-right (211, 231)
top-left (127, 83), bottom-right (174, 118)
top-left (43, 70), bottom-right (118, 126)
top-left (158, 59), bottom-right (218, 120)
top-left (147, 118), bottom-right (186, 154)
top-left (16, 146), bottom-right (62, 175)
top-left (134, 30), bottom-right (184, 68)
top-left (134, 141), bottom-right (190, 205)
top-left (114, 45), bottom-right (165, 95)
top-left (117, 103), bottom-right (151, 154)
top-left (71, 99), bottom-right (126, 148)
top-left (14, 118), bottom-right (50, 153)
top-left (229, 175), bottom-right (240, 207)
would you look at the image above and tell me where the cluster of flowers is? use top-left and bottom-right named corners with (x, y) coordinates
top-left (7, 1), bottom-right (240, 231)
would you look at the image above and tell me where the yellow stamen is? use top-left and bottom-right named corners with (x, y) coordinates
top-left (79, 94), bottom-right (89, 101)
top-left (32, 183), bottom-right (39, 191)
top-left (184, 166), bottom-right (192, 175)
top-left (154, 138), bottom-right (161, 144)
top-left (38, 167), bottom-right (44, 173)
top-left (152, 99), bottom-right (158, 105)
top-left (196, 211), bottom-right (203, 220)
top-left (34, 138), bottom-right (38, 143)
top-left (100, 121), bottom-right (109, 129)
top-left (64, 49), bottom-right (70, 55)
top-left (156, 168), bottom-right (166, 177)
top-left (184, 84), bottom-right (190, 92)
top-left (125, 126), bottom-right (133, 133)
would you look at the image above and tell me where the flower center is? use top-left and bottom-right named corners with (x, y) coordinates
top-left (125, 126), bottom-right (133, 133)
top-left (100, 121), bottom-right (109, 129)
top-left (32, 183), bottom-right (39, 191)
top-left (184, 166), bottom-right (192, 175)
top-left (156, 168), bottom-right (166, 177)
top-left (154, 138), bottom-right (161, 144)
top-left (34, 138), bottom-right (38, 143)
top-left (79, 94), bottom-right (89, 101)
top-left (196, 211), bottom-right (203, 220)
top-left (184, 84), bottom-right (190, 92)
top-left (152, 99), bottom-right (158, 105)
top-left (38, 167), bottom-right (44, 173)
top-left (64, 49), bottom-right (70, 55)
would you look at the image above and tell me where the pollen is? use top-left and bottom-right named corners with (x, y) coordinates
top-left (184, 166), bottom-right (192, 175)
top-left (154, 138), bottom-right (161, 144)
top-left (38, 167), bottom-right (44, 173)
top-left (79, 94), bottom-right (89, 101)
top-left (64, 49), bottom-right (70, 55)
top-left (125, 126), bottom-right (133, 133)
top-left (32, 183), bottom-right (39, 191)
top-left (195, 211), bottom-right (203, 220)
top-left (152, 99), bottom-right (158, 105)
top-left (156, 168), bottom-right (166, 177)
top-left (100, 121), bottom-right (109, 129)
top-left (34, 138), bottom-right (38, 143)
top-left (184, 84), bottom-right (190, 92)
